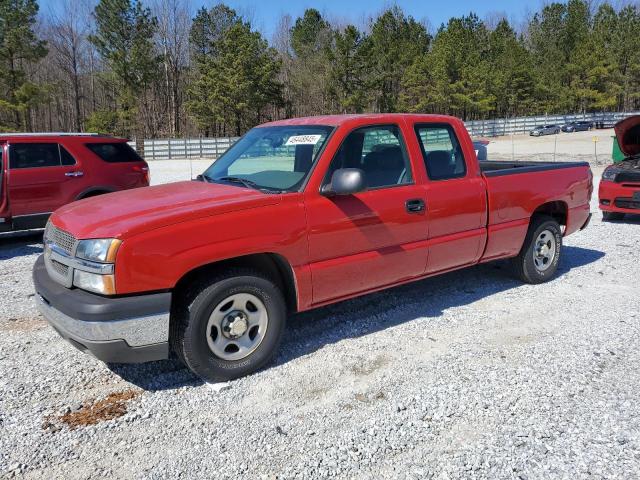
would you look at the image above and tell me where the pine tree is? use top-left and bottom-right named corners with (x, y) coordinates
top-left (89, 0), bottom-right (159, 136)
top-left (368, 7), bottom-right (430, 113)
top-left (0, 0), bottom-right (48, 130)
top-left (327, 25), bottom-right (369, 113)
top-left (187, 20), bottom-right (282, 135)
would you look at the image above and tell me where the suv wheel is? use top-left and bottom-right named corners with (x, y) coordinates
top-left (511, 215), bottom-right (562, 284)
top-left (171, 268), bottom-right (287, 382)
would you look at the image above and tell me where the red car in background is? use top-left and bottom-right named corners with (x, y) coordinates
top-left (0, 133), bottom-right (149, 231)
top-left (599, 116), bottom-right (640, 221)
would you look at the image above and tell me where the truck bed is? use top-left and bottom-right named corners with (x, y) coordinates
top-left (480, 160), bottom-right (589, 177)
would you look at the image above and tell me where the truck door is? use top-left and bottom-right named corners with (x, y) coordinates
top-left (412, 123), bottom-right (487, 274)
top-left (304, 123), bottom-right (429, 304)
top-left (7, 142), bottom-right (77, 219)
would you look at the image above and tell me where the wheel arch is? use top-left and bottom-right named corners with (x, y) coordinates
top-left (172, 252), bottom-right (299, 313)
top-left (532, 200), bottom-right (568, 227)
top-left (76, 187), bottom-right (115, 200)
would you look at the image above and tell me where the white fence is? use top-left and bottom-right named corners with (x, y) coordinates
top-left (130, 111), bottom-right (640, 160)
top-left (127, 137), bottom-right (240, 160)
top-left (465, 111), bottom-right (639, 137)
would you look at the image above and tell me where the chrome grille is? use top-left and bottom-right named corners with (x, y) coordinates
top-left (50, 258), bottom-right (69, 276)
top-left (48, 225), bottom-right (76, 255)
top-left (43, 222), bottom-right (77, 288)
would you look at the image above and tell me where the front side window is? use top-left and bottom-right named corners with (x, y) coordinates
top-left (415, 124), bottom-right (466, 181)
top-left (324, 125), bottom-right (412, 189)
top-left (9, 143), bottom-right (61, 169)
top-left (203, 125), bottom-right (333, 192)
top-left (86, 142), bottom-right (143, 163)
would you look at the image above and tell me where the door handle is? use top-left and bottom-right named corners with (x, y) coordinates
top-left (405, 198), bottom-right (426, 213)
top-left (65, 171), bottom-right (84, 177)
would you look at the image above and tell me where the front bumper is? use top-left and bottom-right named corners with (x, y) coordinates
top-left (33, 255), bottom-right (171, 363)
top-left (599, 180), bottom-right (640, 214)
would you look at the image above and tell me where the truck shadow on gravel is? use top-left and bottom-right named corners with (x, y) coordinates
top-left (605, 214), bottom-right (640, 225)
top-left (0, 231), bottom-right (43, 259)
top-left (109, 245), bottom-right (604, 391)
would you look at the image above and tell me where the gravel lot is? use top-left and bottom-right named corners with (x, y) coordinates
top-left (1, 138), bottom-right (639, 479)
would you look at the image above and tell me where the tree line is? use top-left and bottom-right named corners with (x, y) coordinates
top-left (1, 0), bottom-right (639, 138)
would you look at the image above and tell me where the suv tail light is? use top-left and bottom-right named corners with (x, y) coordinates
top-left (132, 164), bottom-right (150, 184)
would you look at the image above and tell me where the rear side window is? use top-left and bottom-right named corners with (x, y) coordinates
top-left (415, 125), bottom-right (466, 181)
top-left (86, 142), bottom-right (142, 163)
top-left (10, 143), bottom-right (62, 169)
top-left (60, 145), bottom-right (76, 165)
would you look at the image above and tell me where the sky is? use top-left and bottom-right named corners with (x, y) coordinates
top-left (38, 0), bottom-right (538, 39)
top-left (220, 0), bottom-right (535, 37)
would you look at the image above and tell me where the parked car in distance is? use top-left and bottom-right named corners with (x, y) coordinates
top-left (0, 133), bottom-right (149, 231)
top-left (530, 124), bottom-right (561, 136)
top-left (561, 121), bottom-right (593, 133)
top-left (33, 114), bottom-right (593, 383)
top-left (599, 115), bottom-right (640, 221)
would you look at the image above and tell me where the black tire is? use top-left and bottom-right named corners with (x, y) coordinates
top-left (170, 268), bottom-right (287, 382)
top-left (602, 211), bottom-right (624, 221)
top-left (511, 215), bottom-right (562, 284)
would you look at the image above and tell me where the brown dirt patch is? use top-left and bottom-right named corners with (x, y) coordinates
top-left (43, 389), bottom-right (141, 431)
top-left (0, 317), bottom-right (46, 332)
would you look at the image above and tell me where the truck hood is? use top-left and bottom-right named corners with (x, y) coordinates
top-left (614, 115), bottom-right (640, 157)
top-left (50, 181), bottom-right (281, 239)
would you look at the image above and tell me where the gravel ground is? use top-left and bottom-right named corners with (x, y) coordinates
top-left (1, 153), bottom-right (639, 479)
top-left (486, 128), bottom-right (614, 165)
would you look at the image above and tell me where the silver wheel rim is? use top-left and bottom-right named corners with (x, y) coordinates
top-left (206, 293), bottom-right (268, 361)
top-left (533, 229), bottom-right (557, 272)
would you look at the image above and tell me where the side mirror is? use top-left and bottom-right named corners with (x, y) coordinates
top-left (322, 168), bottom-right (367, 196)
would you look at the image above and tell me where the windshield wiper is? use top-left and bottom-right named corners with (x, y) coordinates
top-left (210, 175), bottom-right (285, 194)
top-left (196, 173), bottom-right (216, 183)
top-left (215, 176), bottom-right (260, 189)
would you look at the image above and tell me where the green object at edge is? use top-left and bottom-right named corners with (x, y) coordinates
top-left (612, 136), bottom-right (625, 163)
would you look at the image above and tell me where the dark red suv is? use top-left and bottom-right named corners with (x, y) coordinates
top-left (0, 133), bottom-right (149, 231)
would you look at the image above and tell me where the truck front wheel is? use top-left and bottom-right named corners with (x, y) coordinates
top-left (171, 269), bottom-right (287, 382)
top-left (511, 215), bottom-right (562, 284)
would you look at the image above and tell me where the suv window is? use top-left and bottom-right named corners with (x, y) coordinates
top-left (9, 143), bottom-right (63, 169)
top-left (86, 142), bottom-right (143, 163)
top-left (325, 125), bottom-right (412, 189)
top-left (415, 124), bottom-right (466, 181)
top-left (60, 145), bottom-right (76, 165)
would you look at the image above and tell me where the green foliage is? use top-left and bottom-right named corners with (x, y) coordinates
top-left (327, 25), bottom-right (370, 113)
top-left (186, 14), bottom-right (283, 135)
top-left (0, 0), bottom-right (48, 130)
top-left (287, 8), bottom-right (333, 116)
top-left (90, 0), bottom-right (159, 133)
top-left (190, 4), bottom-right (240, 65)
top-left (368, 7), bottom-right (431, 112)
top-left (290, 9), bottom-right (330, 58)
top-left (85, 109), bottom-right (121, 135)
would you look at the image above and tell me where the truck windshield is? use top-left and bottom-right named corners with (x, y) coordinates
top-left (202, 125), bottom-right (333, 192)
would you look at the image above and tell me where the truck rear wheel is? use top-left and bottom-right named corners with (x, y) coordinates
top-left (602, 211), bottom-right (624, 221)
top-left (171, 269), bottom-right (286, 383)
top-left (511, 215), bottom-right (562, 284)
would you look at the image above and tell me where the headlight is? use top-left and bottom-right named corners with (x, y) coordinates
top-left (73, 270), bottom-right (116, 295)
top-left (75, 238), bottom-right (122, 263)
top-left (601, 168), bottom-right (619, 182)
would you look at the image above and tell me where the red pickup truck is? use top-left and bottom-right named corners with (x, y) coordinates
top-left (33, 114), bottom-right (592, 382)
top-left (599, 116), bottom-right (640, 220)
top-left (0, 133), bottom-right (149, 231)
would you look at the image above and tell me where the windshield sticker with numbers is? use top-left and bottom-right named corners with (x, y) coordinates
top-left (285, 134), bottom-right (322, 146)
